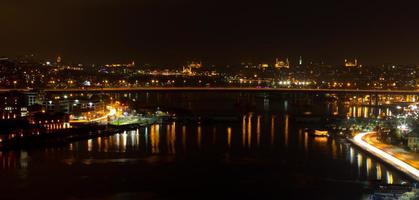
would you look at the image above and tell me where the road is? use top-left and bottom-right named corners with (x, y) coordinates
top-left (41, 87), bottom-right (419, 94)
top-left (353, 132), bottom-right (419, 181)
top-left (0, 87), bottom-right (418, 94)
top-left (69, 107), bottom-right (117, 124)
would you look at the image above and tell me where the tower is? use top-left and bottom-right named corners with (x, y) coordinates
top-left (56, 56), bottom-right (62, 65)
top-left (299, 56), bottom-right (303, 65)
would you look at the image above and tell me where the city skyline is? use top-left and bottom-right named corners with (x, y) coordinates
top-left (2, 1), bottom-right (419, 199)
top-left (2, 0), bottom-right (419, 65)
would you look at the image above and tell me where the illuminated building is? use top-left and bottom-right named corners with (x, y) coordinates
top-left (0, 91), bottom-right (37, 120)
top-left (344, 59), bottom-right (358, 67)
top-left (28, 112), bottom-right (70, 130)
top-left (105, 61), bottom-right (135, 68)
top-left (183, 61), bottom-right (202, 75)
top-left (259, 63), bottom-right (269, 69)
top-left (43, 94), bottom-right (105, 114)
top-left (56, 56), bottom-right (62, 65)
top-left (182, 67), bottom-right (192, 75)
top-left (188, 61), bottom-right (202, 69)
top-left (299, 56), bottom-right (303, 65)
top-left (275, 58), bottom-right (290, 69)
top-left (43, 98), bottom-right (70, 114)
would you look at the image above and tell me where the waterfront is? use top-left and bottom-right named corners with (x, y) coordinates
top-left (4, 1), bottom-right (419, 198)
top-left (0, 92), bottom-right (413, 199)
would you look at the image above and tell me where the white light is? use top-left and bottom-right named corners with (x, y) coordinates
top-left (397, 124), bottom-right (409, 132)
top-left (354, 132), bottom-right (419, 180)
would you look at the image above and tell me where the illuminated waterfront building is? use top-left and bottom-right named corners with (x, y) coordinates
top-left (0, 91), bottom-right (38, 120)
top-left (28, 112), bottom-right (70, 130)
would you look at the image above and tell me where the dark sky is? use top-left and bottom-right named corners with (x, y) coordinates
top-left (1, 0), bottom-right (419, 66)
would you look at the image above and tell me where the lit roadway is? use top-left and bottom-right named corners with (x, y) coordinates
top-left (70, 107), bottom-right (117, 124)
top-left (1, 87), bottom-right (419, 94)
top-left (37, 87), bottom-right (419, 94)
top-left (90, 108), bottom-right (117, 122)
top-left (353, 132), bottom-right (419, 181)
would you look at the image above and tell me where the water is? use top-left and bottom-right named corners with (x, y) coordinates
top-left (0, 92), bottom-right (411, 199)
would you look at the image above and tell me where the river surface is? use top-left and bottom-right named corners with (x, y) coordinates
top-left (0, 92), bottom-right (411, 199)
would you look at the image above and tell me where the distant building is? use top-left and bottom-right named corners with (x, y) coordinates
top-left (56, 56), bottom-right (62, 66)
top-left (274, 58), bottom-right (290, 69)
top-left (259, 63), bottom-right (270, 69)
top-left (104, 61), bottom-right (135, 68)
top-left (188, 61), bottom-right (202, 69)
top-left (183, 61), bottom-right (202, 75)
top-left (344, 59), bottom-right (358, 67)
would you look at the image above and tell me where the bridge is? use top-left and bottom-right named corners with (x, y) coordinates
top-left (42, 87), bottom-right (419, 95)
top-left (1, 87), bottom-right (419, 95)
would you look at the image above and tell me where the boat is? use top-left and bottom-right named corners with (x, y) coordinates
top-left (310, 130), bottom-right (329, 137)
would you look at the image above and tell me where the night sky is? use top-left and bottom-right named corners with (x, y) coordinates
top-left (1, 0), bottom-right (419, 66)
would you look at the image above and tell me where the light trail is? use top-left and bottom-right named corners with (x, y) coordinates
top-left (353, 132), bottom-right (419, 180)
top-left (90, 108), bottom-right (116, 122)
top-left (70, 107), bottom-right (117, 123)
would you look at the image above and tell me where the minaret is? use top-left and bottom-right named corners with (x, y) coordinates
top-left (56, 56), bottom-right (62, 67)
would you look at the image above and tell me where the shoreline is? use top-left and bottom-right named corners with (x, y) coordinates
top-left (0, 123), bottom-right (152, 151)
top-left (348, 132), bottom-right (419, 182)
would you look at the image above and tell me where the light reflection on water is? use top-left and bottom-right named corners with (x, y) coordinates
top-left (56, 113), bottom-right (411, 184)
top-left (0, 112), bottom-right (410, 186)
top-left (0, 93), bottom-right (416, 199)
top-left (347, 105), bottom-right (393, 118)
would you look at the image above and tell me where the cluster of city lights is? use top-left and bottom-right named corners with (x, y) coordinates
top-left (278, 81), bottom-right (291, 85)
top-left (394, 104), bottom-right (419, 133)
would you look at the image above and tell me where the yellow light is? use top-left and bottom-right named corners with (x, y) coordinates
top-left (354, 132), bottom-right (419, 180)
